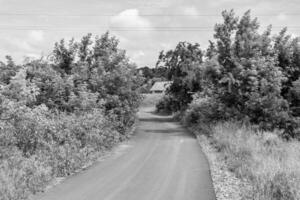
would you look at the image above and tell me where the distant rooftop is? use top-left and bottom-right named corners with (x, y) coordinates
top-left (150, 81), bottom-right (172, 93)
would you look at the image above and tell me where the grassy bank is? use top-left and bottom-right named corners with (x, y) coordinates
top-left (194, 122), bottom-right (300, 200)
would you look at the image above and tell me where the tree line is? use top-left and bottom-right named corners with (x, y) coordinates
top-left (0, 32), bottom-right (142, 199)
top-left (156, 10), bottom-right (300, 137)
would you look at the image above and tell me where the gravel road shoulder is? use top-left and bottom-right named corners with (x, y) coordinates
top-left (188, 127), bottom-right (252, 200)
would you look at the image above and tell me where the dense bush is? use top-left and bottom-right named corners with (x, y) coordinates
top-left (157, 10), bottom-right (300, 137)
top-left (156, 94), bottom-right (181, 113)
top-left (0, 106), bottom-right (123, 199)
top-left (0, 32), bottom-right (142, 200)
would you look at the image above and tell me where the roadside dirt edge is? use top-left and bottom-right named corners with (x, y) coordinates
top-left (187, 127), bottom-right (248, 200)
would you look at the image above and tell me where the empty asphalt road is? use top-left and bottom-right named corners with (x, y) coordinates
top-left (35, 95), bottom-right (216, 200)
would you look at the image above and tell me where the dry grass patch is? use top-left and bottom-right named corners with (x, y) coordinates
top-left (210, 122), bottom-right (300, 200)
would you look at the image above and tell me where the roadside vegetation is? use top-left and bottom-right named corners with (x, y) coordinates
top-left (209, 122), bottom-right (300, 199)
top-left (0, 32), bottom-right (142, 200)
top-left (138, 66), bottom-right (169, 94)
top-left (155, 10), bottom-right (300, 199)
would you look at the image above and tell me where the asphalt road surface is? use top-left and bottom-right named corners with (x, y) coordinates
top-left (35, 95), bottom-right (216, 200)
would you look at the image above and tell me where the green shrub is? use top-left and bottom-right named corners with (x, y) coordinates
top-left (0, 102), bottom-right (130, 199)
top-left (0, 32), bottom-right (142, 200)
top-left (184, 96), bottom-right (219, 124)
top-left (156, 94), bottom-right (180, 114)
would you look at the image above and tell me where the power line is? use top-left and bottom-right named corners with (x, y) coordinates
top-left (0, 25), bottom-right (299, 28)
top-left (0, 12), bottom-right (299, 17)
top-left (0, 29), bottom-right (299, 32)
top-left (0, 25), bottom-right (299, 31)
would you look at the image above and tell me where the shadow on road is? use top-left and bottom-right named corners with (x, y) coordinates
top-left (143, 129), bottom-right (196, 138)
top-left (139, 117), bottom-right (174, 123)
top-left (146, 110), bottom-right (171, 116)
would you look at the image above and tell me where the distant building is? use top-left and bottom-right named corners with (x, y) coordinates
top-left (150, 81), bottom-right (172, 93)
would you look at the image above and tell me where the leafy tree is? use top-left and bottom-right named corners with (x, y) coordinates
top-left (153, 66), bottom-right (169, 79)
top-left (213, 10), bottom-right (291, 130)
top-left (206, 41), bottom-right (218, 59)
top-left (139, 66), bottom-right (154, 80)
top-left (78, 33), bottom-right (93, 64)
top-left (157, 10), bottom-right (298, 136)
top-left (214, 9), bottom-right (238, 68)
top-left (274, 29), bottom-right (300, 103)
top-left (156, 42), bottom-right (203, 110)
top-left (52, 38), bottom-right (78, 75)
top-left (0, 56), bottom-right (20, 85)
top-left (233, 10), bottom-right (260, 58)
top-left (291, 78), bottom-right (300, 115)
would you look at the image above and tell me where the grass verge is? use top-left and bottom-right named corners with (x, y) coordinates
top-left (191, 122), bottom-right (300, 200)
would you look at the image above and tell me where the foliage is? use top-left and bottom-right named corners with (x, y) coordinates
top-left (156, 42), bottom-right (203, 110)
top-left (153, 9), bottom-right (300, 199)
top-left (137, 66), bottom-right (169, 93)
top-left (184, 96), bottom-right (225, 125)
top-left (157, 10), bottom-right (300, 137)
top-left (0, 32), bottom-right (142, 200)
top-left (156, 94), bottom-right (180, 114)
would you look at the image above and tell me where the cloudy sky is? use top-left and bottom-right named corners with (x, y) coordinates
top-left (0, 0), bottom-right (299, 67)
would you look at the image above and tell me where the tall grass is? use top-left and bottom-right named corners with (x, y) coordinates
top-left (211, 122), bottom-right (300, 200)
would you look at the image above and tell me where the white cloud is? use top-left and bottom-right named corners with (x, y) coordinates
top-left (183, 6), bottom-right (199, 16)
top-left (209, 0), bottom-right (241, 7)
top-left (277, 13), bottom-right (288, 21)
top-left (3, 36), bottom-right (34, 51)
top-left (133, 50), bottom-right (145, 58)
top-left (6, 31), bottom-right (45, 52)
top-left (128, 50), bottom-right (146, 65)
top-left (127, 0), bottom-right (177, 8)
top-left (29, 30), bottom-right (44, 42)
top-left (0, 30), bottom-right (47, 63)
top-left (110, 9), bottom-right (151, 28)
top-left (25, 53), bottom-right (41, 59)
top-left (160, 43), bottom-right (173, 50)
top-left (131, 50), bottom-right (145, 61)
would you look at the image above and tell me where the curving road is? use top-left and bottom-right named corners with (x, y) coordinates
top-left (34, 95), bottom-right (216, 200)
